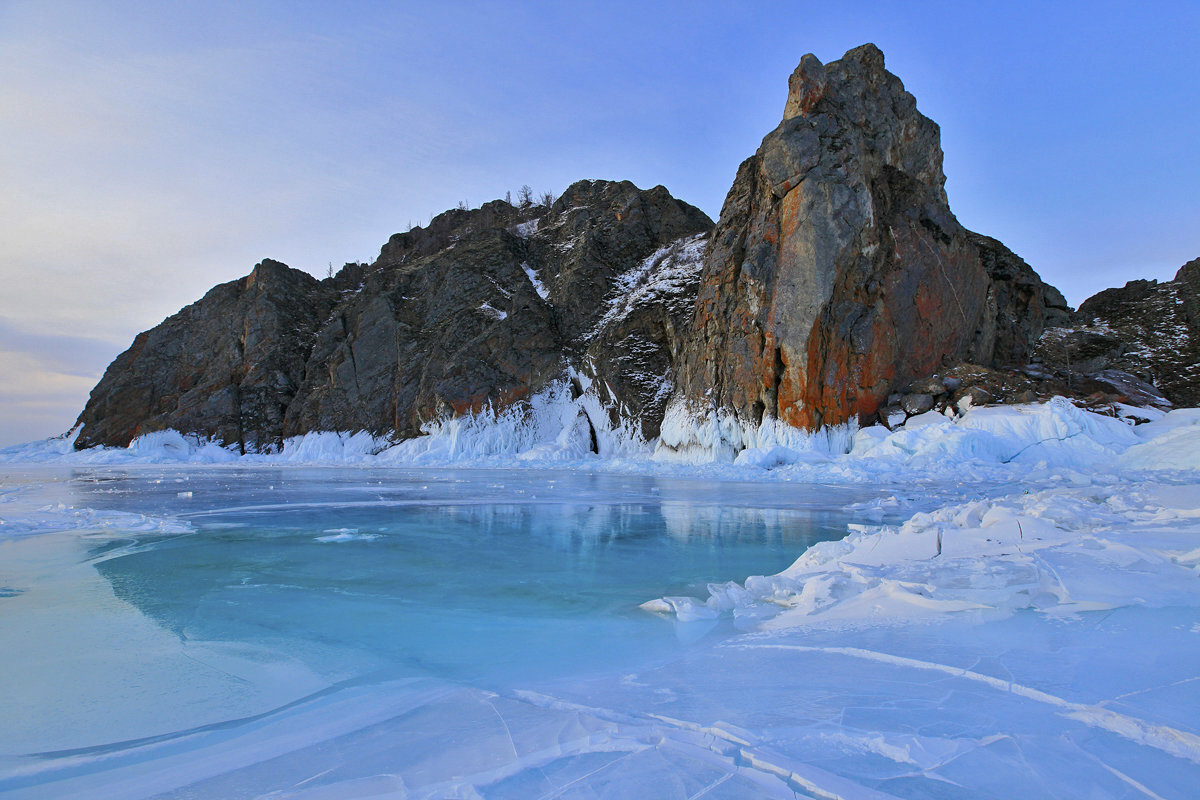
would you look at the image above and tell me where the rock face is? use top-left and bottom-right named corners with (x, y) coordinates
top-left (283, 180), bottom-right (710, 442)
top-left (75, 260), bottom-right (337, 451)
top-left (669, 44), bottom-right (1068, 437)
top-left (76, 44), bottom-right (1190, 457)
top-left (970, 233), bottom-right (1071, 365)
top-left (74, 181), bottom-right (712, 450)
top-left (1073, 257), bottom-right (1200, 407)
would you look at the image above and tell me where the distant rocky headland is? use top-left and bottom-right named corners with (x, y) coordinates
top-left (73, 44), bottom-right (1197, 456)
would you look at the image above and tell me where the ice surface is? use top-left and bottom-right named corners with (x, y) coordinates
top-left (314, 528), bottom-right (379, 542)
top-left (1, 398), bottom-right (1199, 797)
top-left (2, 467), bottom-right (923, 798)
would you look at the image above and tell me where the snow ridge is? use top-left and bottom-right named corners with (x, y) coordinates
top-left (6, 399), bottom-right (1200, 484)
top-left (645, 476), bottom-right (1200, 630)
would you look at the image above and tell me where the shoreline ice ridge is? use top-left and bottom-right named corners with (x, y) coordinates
top-left (3, 397), bottom-right (1198, 481)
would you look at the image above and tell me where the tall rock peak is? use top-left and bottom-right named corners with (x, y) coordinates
top-left (72, 45), bottom-right (1100, 459)
top-left (661, 44), bottom-right (1064, 456)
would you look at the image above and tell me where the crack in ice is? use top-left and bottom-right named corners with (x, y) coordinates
top-left (732, 643), bottom-right (1200, 764)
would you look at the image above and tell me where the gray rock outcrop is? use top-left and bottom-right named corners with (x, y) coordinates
top-left (73, 44), bottom-right (1191, 457)
top-left (74, 260), bottom-right (337, 451)
top-left (74, 181), bottom-right (712, 450)
top-left (1072, 257), bottom-right (1200, 407)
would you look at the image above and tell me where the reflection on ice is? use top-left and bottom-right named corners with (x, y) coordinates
top-left (78, 477), bottom-right (869, 697)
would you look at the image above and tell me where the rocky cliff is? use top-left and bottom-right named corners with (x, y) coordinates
top-left (74, 260), bottom-right (337, 452)
top-left (74, 180), bottom-right (712, 450)
top-left (664, 44), bottom-right (1069, 452)
top-left (73, 44), bottom-right (1190, 457)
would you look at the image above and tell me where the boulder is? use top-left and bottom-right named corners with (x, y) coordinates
top-left (900, 393), bottom-right (935, 416)
top-left (903, 377), bottom-right (947, 397)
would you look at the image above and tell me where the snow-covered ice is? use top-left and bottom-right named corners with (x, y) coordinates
top-left (1, 398), bottom-right (1199, 797)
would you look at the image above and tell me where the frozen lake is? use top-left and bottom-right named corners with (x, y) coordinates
top-left (0, 467), bottom-right (906, 797)
top-left (2, 463), bottom-right (1198, 799)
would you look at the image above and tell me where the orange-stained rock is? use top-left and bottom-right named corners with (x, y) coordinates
top-left (669, 44), bottom-right (1067, 442)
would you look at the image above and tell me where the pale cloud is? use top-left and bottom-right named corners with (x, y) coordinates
top-left (0, 4), bottom-right (501, 341)
top-left (0, 350), bottom-right (97, 445)
top-left (0, 4), bottom-right (498, 445)
top-left (0, 318), bottom-right (122, 378)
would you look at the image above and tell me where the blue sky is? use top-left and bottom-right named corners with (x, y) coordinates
top-left (1, 1), bottom-right (1198, 446)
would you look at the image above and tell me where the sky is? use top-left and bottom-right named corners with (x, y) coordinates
top-left (1, 1), bottom-right (1198, 446)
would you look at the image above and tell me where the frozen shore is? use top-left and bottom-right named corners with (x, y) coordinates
top-left (6, 395), bottom-right (1200, 479)
top-left (2, 399), bottom-right (1199, 797)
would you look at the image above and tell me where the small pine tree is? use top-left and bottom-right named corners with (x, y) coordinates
top-left (505, 190), bottom-right (513, 206)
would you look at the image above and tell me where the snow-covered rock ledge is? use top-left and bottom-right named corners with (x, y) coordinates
top-left (641, 403), bottom-right (1200, 631)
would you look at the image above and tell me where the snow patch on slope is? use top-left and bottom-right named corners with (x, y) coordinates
top-left (478, 302), bottom-right (507, 320)
top-left (520, 262), bottom-right (550, 301)
top-left (591, 233), bottom-right (706, 336)
top-left (513, 218), bottom-right (540, 238)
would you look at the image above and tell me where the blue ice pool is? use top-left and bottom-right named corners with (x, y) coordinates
top-left (63, 468), bottom-right (903, 682)
top-left (0, 466), bottom-right (911, 797)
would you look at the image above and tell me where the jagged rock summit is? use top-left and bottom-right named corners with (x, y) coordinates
top-left (74, 260), bottom-right (337, 452)
top-left (664, 44), bottom-right (1068, 453)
